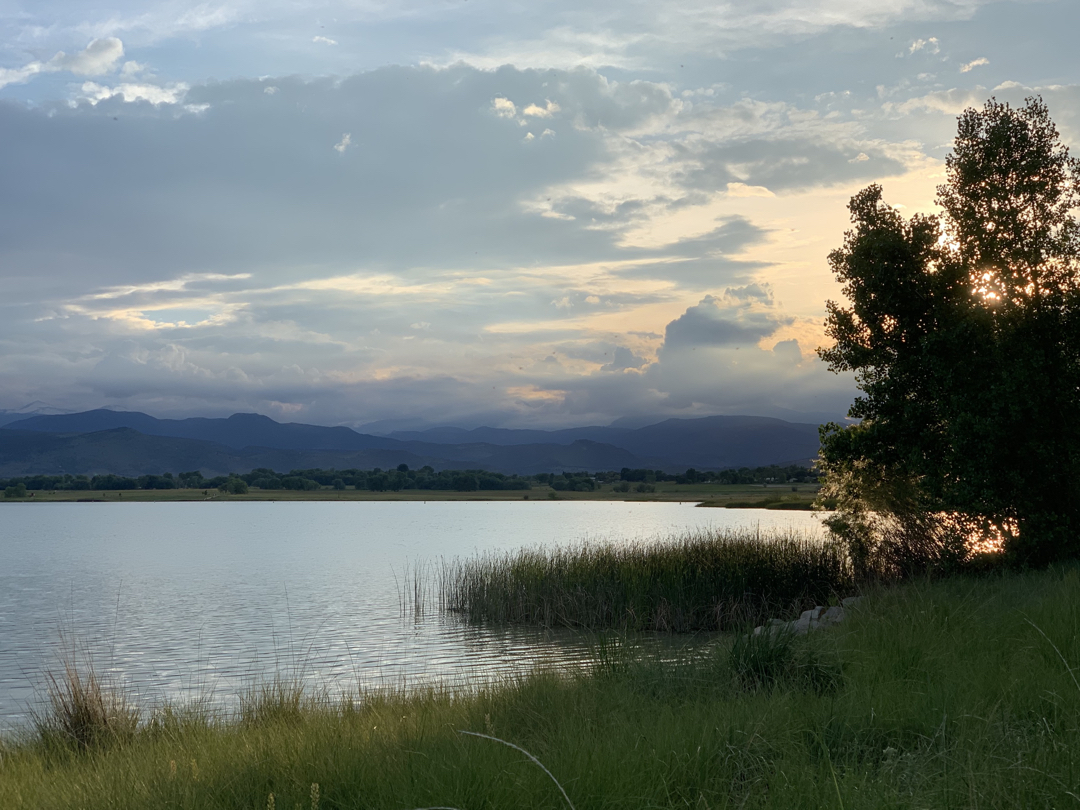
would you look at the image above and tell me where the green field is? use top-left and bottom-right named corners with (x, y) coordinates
top-left (2, 564), bottom-right (1077, 808)
top-left (3, 481), bottom-right (819, 507)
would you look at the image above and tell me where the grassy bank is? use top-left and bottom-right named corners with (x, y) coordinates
top-left (438, 527), bottom-right (851, 631)
top-left (2, 565), bottom-right (1078, 808)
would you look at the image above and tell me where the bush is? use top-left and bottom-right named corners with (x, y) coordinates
top-left (4, 483), bottom-right (27, 498)
top-left (218, 477), bottom-right (249, 495)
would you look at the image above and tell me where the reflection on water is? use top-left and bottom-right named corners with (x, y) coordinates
top-left (0, 501), bottom-right (825, 727)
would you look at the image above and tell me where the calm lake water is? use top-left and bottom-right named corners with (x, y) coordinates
top-left (0, 502), bottom-right (826, 727)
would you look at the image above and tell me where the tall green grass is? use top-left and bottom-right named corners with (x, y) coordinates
top-left (438, 527), bottom-right (853, 631)
top-left (30, 650), bottom-right (139, 750)
top-left (2, 565), bottom-right (1079, 808)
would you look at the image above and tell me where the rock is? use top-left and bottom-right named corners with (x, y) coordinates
top-left (748, 595), bottom-right (860, 638)
top-left (752, 618), bottom-right (794, 637)
top-left (823, 606), bottom-right (844, 624)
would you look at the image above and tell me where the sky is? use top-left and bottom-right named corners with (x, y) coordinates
top-left (1, 0), bottom-right (1077, 431)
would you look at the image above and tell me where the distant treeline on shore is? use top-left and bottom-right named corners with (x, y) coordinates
top-left (2, 463), bottom-right (816, 497)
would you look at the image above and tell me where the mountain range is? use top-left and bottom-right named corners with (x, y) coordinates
top-left (0, 409), bottom-right (824, 477)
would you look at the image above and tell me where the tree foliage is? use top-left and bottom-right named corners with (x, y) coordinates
top-left (818, 97), bottom-right (1080, 570)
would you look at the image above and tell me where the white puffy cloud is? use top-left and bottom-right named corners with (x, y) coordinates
top-left (491, 97), bottom-right (517, 118)
top-left (50, 37), bottom-right (125, 75)
top-left (908, 37), bottom-right (940, 55)
top-left (78, 80), bottom-right (188, 105)
top-left (960, 57), bottom-right (989, 73)
top-left (523, 100), bottom-right (560, 117)
top-left (0, 37), bottom-right (124, 90)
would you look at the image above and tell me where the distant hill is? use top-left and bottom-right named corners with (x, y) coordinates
top-left (1, 410), bottom-right (822, 476)
top-left (0, 401), bottom-right (71, 428)
top-left (388, 415), bottom-right (821, 468)
top-left (0, 429), bottom-right (642, 477)
top-left (7, 410), bottom-right (392, 451)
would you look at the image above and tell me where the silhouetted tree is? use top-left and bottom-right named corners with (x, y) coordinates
top-left (818, 96), bottom-right (1080, 569)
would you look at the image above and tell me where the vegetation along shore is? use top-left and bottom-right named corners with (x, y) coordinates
top-left (1, 463), bottom-right (821, 507)
top-left (2, 565), bottom-right (1078, 809)
top-left (436, 527), bottom-right (849, 632)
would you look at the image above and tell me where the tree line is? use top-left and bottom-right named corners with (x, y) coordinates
top-left (1, 463), bottom-right (817, 497)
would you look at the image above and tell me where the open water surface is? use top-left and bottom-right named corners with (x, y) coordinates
top-left (0, 501), bottom-right (825, 727)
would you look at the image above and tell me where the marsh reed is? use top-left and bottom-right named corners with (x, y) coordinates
top-left (437, 527), bottom-right (852, 632)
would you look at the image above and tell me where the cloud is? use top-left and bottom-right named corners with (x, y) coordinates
top-left (313, 36), bottom-right (338, 45)
top-left (51, 37), bottom-right (125, 75)
top-left (600, 346), bottom-right (646, 372)
top-left (890, 86), bottom-right (987, 115)
top-left (523, 100), bottom-right (560, 118)
top-left (726, 182), bottom-right (774, 198)
top-left (0, 37), bottom-right (124, 90)
top-left (662, 286), bottom-right (791, 350)
top-left (78, 80), bottom-right (188, 105)
top-left (119, 60), bottom-right (149, 80)
top-left (0, 53), bottom-right (1007, 427)
top-left (960, 57), bottom-right (989, 73)
top-left (491, 97), bottom-right (517, 118)
top-left (909, 37), bottom-right (940, 55)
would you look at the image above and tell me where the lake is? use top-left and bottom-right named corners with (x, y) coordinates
top-left (0, 501), bottom-right (826, 727)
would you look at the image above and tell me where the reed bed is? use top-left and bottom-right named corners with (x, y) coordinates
top-left (438, 527), bottom-right (853, 631)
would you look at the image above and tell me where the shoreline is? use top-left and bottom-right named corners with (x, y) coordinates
top-left (3, 566), bottom-right (1076, 809)
top-left (0, 483), bottom-right (819, 509)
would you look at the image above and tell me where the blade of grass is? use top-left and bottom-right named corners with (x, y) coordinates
top-left (459, 730), bottom-right (576, 810)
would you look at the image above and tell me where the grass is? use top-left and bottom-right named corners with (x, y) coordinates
top-left (31, 649), bottom-right (139, 750)
top-left (2, 564), bottom-right (1079, 808)
top-left (437, 527), bottom-right (853, 632)
top-left (700, 495), bottom-right (816, 510)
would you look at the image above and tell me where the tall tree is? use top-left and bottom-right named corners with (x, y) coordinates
top-left (818, 97), bottom-right (1080, 570)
